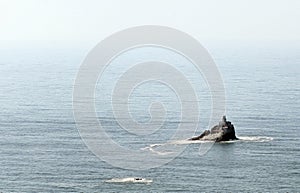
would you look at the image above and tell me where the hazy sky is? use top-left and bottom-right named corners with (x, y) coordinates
top-left (0, 0), bottom-right (299, 43)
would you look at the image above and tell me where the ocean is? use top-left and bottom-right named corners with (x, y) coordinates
top-left (0, 41), bottom-right (299, 192)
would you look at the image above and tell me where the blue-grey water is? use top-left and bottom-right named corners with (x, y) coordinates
top-left (0, 42), bottom-right (299, 192)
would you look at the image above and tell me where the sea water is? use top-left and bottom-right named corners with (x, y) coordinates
top-left (0, 41), bottom-right (299, 192)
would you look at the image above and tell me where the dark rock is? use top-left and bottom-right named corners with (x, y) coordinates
top-left (189, 130), bottom-right (210, 140)
top-left (189, 116), bottom-right (238, 142)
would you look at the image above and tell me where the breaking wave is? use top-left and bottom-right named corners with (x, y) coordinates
top-left (141, 136), bottom-right (273, 154)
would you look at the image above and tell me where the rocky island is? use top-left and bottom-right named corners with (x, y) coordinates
top-left (189, 116), bottom-right (238, 142)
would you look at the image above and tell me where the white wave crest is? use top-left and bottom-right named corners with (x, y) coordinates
top-left (141, 136), bottom-right (273, 155)
top-left (238, 136), bottom-right (273, 142)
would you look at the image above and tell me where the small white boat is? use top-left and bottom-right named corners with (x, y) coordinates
top-left (105, 177), bottom-right (153, 184)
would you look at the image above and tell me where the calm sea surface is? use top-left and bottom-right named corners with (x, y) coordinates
top-left (0, 42), bottom-right (299, 192)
